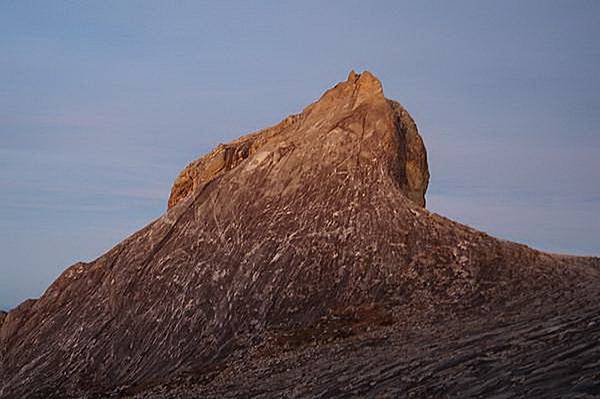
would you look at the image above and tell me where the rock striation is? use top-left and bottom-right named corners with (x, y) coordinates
top-left (0, 71), bottom-right (598, 399)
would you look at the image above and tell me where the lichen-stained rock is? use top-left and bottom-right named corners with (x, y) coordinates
top-left (0, 71), bottom-right (598, 399)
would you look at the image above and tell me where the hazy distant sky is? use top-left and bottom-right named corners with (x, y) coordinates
top-left (1, 1), bottom-right (599, 310)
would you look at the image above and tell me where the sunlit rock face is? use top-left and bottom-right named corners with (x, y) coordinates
top-left (168, 70), bottom-right (429, 209)
top-left (1, 71), bottom-right (598, 399)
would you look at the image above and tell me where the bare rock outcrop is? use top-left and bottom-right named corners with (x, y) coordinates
top-left (168, 71), bottom-right (429, 209)
top-left (0, 71), bottom-right (598, 399)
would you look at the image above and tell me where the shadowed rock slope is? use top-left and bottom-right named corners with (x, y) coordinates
top-left (1, 71), bottom-right (598, 399)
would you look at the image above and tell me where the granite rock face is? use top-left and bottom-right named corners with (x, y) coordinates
top-left (168, 71), bottom-right (429, 209)
top-left (0, 71), bottom-right (598, 399)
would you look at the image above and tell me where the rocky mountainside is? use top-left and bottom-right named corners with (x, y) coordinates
top-left (1, 71), bottom-right (599, 399)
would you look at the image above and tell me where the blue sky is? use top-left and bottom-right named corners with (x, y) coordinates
top-left (1, 1), bottom-right (599, 310)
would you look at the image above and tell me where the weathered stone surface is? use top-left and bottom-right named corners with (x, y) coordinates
top-left (168, 70), bottom-right (429, 209)
top-left (0, 71), bottom-right (598, 399)
top-left (127, 271), bottom-right (600, 399)
top-left (167, 113), bottom-right (302, 209)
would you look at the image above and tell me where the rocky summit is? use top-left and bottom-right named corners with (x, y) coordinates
top-left (168, 71), bottom-right (429, 210)
top-left (1, 72), bottom-right (599, 399)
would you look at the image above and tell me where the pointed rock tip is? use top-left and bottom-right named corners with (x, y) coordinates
top-left (346, 69), bottom-right (384, 99)
top-left (358, 70), bottom-right (382, 84)
top-left (347, 69), bottom-right (380, 83)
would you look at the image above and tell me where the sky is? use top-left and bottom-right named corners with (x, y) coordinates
top-left (1, 1), bottom-right (599, 310)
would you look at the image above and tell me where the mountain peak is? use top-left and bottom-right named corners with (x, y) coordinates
top-left (168, 71), bottom-right (427, 209)
top-left (348, 69), bottom-right (383, 95)
top-left (1, 72), bottom-right (597, 398)
top-left (347, 69), bottom-right (358, 81)
top-left (346, 69), bottom-right (379, 84)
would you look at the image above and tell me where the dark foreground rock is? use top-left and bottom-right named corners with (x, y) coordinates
top-left (127, 267), bottom-right (600, 399)
top-left (0, 71), bottom-right (598, 399)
